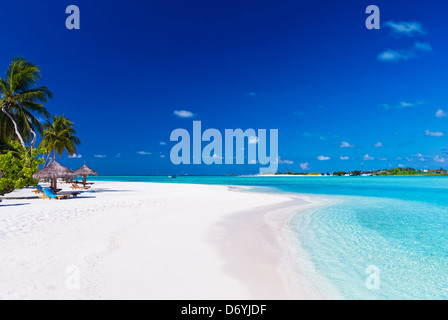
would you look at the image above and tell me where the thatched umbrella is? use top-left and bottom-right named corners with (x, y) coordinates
top-left (33, 161), bottom-right (76, 191)
top-left (74, 163), bottom-right (98, 186)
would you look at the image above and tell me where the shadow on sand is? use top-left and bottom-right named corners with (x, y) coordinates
top-left (0, 203), bottom-right (30, 207)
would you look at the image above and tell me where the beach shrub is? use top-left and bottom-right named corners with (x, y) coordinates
top-left (0, 141), bottom-right (44, 195)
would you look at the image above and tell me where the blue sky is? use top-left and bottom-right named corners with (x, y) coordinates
top-left (2, 0), bottom-right (448, 175)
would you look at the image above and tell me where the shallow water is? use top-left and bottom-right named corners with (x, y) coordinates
top-left (91, 176), bottom-right (448, 299)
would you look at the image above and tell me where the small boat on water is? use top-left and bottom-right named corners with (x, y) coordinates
top-left (168, 176), bottom-right (177, 179)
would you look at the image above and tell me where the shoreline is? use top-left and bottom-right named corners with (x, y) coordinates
top-left (0, 181), bottom-right (329, 300)
top-left (213, 189), bottom-right (331, 299)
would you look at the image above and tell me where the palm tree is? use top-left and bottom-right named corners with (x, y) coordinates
top-left (0, 58), bottom-right (52, 149)
top-left (40, 115), bottom-right (81, 166)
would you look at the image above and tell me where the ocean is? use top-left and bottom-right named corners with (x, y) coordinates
top-left (90, 176), bottom-right (448, 299)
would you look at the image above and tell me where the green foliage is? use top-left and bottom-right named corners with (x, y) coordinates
top-left (40, 114), bottom-right (81, 160)
top-left (333, 171), bottom-right (348, 176)
top-left (0, 58), bottom-right (52, 146)
top-left (0, 141), bottom-right (44, 195)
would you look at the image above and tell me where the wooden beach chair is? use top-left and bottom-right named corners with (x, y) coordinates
top-left (32, 184), bottom-right (44, 194)
top-left (40, 188), bottom-right (70, 200)
top-left (70, 183), bottom-right (90, 190)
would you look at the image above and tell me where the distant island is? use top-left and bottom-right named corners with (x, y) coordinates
top-left (267, 167), bottom-right (448, 177)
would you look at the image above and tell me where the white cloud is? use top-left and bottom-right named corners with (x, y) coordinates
top-left (69, 154), bottom-right (82, 159)
top-left (340, 156), bottom-right (350, 160)
top-left (302, 132), bottom-right (328, 140)
top-left (378, 157), bottom-right (388, 161)
top-left (174, 110), bottom-right (195, 118)
top-left (160, 154), bottom-right (166, 158)
top-left (384, 21), bottom-right (426, 37)
top-left (417, 155), bottom-right (426, 162)
top-left (210, 154), bottom-right (223, 160)
top-left (414, 42), bottom-right (432, 52)
top-left (159, 141), bottom-right (167, 145)
top-left (398, 164), bottom-right (405, 168)
top-left (434, 155), bottom-right (447, 163)
top-left (436, 109), bottom-right (447, 118)
top-left (137, 151), bottom-right (152, 155)
top-left (374, 142), bottom-right (383, 147)
top-left (317, 156), bottom-right (331, 161)
top-left (381, 100), bottom-right (426, 110)
top-left (276, 157), bottom-right (294, 165)
top-left (248, 136), bottom-right (259, 144)
top-left (425, 129), bottom-right (444, 137)
top-left (364, 154), bottom-right (375, 160)
top-left (94, 154), bottom-right (106, 158)
top-left (300, 162), bottom-right (309, 170)
top-left (340, 141), bottom-right (354, 148)
top-left (377, 42), bottom-right (432, 62)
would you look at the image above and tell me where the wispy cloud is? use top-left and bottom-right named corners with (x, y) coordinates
top-left (174, 110), bottom-right (195, 118)
top-left (377, 42), bottom-right (432, 62)
top-left (116, 153), bottom-right (121, 158)
top-left (364, 154), bottom-right (375, 160)
top-left (317, 155), bottom-right (330, 161)
top-left (303, 132), bottom-right (329, 140)
top-left (378, 157), bottom-right (388, 161)
top-left (340, 141), bottom-right (354, 148)
top-left (293, 111), bottom-right (305, 116)
top-left (94, 154), bottom-right (106, 158)
top-left (300, 162), bottom-right (309, 170)
top-left (276, 157), bottom-right (294, 165)
top-left (374, 142), bottom-right (383, 147)
top-left (434, 155), bottom-right (448, 163)
top-left (436, 109), bottom-right (447, 118)
top-left (384, 21), bottom-right (426, 37)
top-left (416, 154), bottom-right (426, 162)
top-left (137, 151), bottom-right (152, 155)
top-left (159, 141), bottom-right (167, 145)
top-left (248, 92), bottom-right (257, 97)
top-left (340, 156), bottom-right (350, 160)
top-left (248, 136), bottom-right (259, 144)
top-left (425, 129), bottom-right (444, 137)
top-left (160, 154), bottom-right (166, 158)
top-left (381, 100), bottom-right (425, 110)
top-left (69, 154), bottom-right (82, 159)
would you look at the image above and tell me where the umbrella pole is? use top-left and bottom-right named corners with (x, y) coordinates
top-left (83, 175), bottom-right (87, 187)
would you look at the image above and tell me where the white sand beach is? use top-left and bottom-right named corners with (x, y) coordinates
top-left (0, 182), bottom-right (323, 300)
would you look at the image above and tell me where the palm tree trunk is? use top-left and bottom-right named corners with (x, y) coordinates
top-left (44, 150), bottom-right (53, 167)
top-left (1, 106), bottom-right (26, 148)
top-left (30, 128), bottom-right (37, 150)
top-left (51, 152), bottom-right (56, 164)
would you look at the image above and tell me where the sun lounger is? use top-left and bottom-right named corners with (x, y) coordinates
top-left (70, 183), bottom-right (90, 190)
top-left (39, 189), bottom-right (81, 200)
top-left (40, 188), bottom-right (70, 200)
top-left (32, 184), bottom-right (44, 194)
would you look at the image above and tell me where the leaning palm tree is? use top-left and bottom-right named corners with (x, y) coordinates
top-left (40, 115), bottom-right (81, 166)
top-left (0, 58), bottom-right (52, 149)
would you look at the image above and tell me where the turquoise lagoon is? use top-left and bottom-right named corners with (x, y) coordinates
top-left (91, 176), bottom-right (448, 299)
